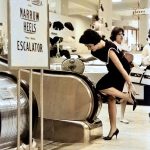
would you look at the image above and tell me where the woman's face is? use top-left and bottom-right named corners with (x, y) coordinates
top-left (85, 44), bottom-right (98, 51)
top-left (115, 31), bottom-right (124, 44)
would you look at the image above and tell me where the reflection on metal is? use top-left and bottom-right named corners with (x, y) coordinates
top-left (61, 58), bottom-right (85, 74)
top-left (34, 118), bottom-right (103, 143)
top-left (0, 73), bottom-right (28, 149)
top-left (0, 70), bottom-right (38, 149)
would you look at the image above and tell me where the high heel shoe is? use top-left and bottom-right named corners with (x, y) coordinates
top-left (103, 129), bottom-right (119, 140)
top-left (131, 93), bottom-right (137, 111)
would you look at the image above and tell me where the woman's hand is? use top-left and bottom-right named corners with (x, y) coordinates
top-left (127, 82), bottom-right (136, 96)
top-left (78, 56), bottom-right (87, 62)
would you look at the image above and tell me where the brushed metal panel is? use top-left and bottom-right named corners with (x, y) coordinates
top-left (20, 70), bottom-right (94, 120)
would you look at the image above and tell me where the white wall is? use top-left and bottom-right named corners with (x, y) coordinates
top-left (72, 15), bottom-right (91, 54)
top-left (0, 0), bottom-right (7, 36)
top-left (113, 19), bottom-right (138, 29)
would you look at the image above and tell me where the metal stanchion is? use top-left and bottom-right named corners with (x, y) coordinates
top-left (29, 69), bottom-right (33, 150)
top-left (40, 69), bottom-right (44, 150)
top-left (17, 69), bottom-right (21, 150)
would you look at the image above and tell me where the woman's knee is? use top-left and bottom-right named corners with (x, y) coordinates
top-left (99, 88), bottom-right (114, 95)
top-left (108, 96), bottom-right (115, 101)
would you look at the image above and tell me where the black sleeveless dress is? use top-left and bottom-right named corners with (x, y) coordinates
top-left (91, 40), bottom-right (131, 92)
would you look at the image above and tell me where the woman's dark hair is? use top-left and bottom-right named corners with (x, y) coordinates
top-left (110, 27), bottom-right (124, 41)
top-left (79, 29), bottom-right (102, 45)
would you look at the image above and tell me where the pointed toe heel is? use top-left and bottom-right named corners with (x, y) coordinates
top-left (103, 129), bottom-right (119, 140)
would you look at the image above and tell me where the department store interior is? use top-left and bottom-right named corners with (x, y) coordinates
top-left (0, 0), bottom-right (150, 150)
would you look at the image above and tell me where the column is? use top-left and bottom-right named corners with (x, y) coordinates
top-left (55, 0), bottom-right (69, 16)
top-left (0, 0), bottom-right (8, 36)
top-left (98, 0), bottom-right (112, 39)
top-left (0, 0), bottom-right (8, 54)
top-left (139, 0), bottom-right (150, 46)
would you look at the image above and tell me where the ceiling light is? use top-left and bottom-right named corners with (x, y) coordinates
top-left (112, 0), bottom-right (122, 2)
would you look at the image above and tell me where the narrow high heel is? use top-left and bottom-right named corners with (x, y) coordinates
top-left (131, 93), bottom-right (137, 111)
top-left (103, 129), bottom-right (119, 140)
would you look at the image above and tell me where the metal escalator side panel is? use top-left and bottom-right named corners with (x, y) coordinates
top-left (0, 72), bottom-right (38, 148)
top-left (0, 73), bottom-right (28, 148)
top-left (0, 57), bottom-right (100, 121)
top-left (20, 70), bottom-right (95, 121)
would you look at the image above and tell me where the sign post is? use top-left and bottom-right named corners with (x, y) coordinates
top-left (8, 0), bottom-right (49, 149)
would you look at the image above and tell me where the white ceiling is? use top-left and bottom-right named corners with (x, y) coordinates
top-left (49, 0), bottom-right (141, 21)
top-left (69, 0), bottom-right (140, 18)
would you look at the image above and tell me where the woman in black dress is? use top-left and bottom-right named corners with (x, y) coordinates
top-left (79, 29), bottom-right (136, 140)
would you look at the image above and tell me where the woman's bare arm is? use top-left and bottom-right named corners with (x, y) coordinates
top-left (109, 49), bottom-right (131, 84)
top-left (80, 56), bottom-right (97, 62)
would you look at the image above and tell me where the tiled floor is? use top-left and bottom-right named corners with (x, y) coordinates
top-left (37, 104), bottom-right (150, 150)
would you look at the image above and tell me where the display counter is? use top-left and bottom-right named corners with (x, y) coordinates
top-left (49, 53), bottom-right (150, 106)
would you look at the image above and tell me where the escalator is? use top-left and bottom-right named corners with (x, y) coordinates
top-left (0, 56), bottom-right (102, 146)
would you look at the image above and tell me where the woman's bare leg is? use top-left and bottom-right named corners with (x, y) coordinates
top-left (107, 96), bottom-right (117, 136)
top-left (100, 87), bottom-right (134, 104)
top-left (120, 101), bottom-right (129, 124)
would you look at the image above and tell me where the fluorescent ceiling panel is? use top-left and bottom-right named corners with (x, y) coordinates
top-left (112, 0), bottom-right (122, 2)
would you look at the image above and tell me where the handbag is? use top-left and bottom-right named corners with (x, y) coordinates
top-left (122, 50), bottom-right (134, 63)
top-left (122, 50), bottom-right (134, 68)
top-left (108, 48), bottom-right (134, 67)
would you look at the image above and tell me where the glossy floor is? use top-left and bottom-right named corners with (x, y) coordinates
top-left (37, 104), bottom-right (150, 150)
